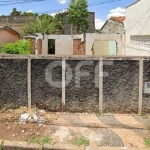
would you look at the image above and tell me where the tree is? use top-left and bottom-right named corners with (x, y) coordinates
top-left (67, 0), bottom-right (89, 34)
top-left (54, 13), bottom-right (63, 31)
top-left (21, 12), bottom-right (38, 16)
top-left (10, 8), bottom-right (21, 16)
top-left (23, 14), bottom-right (63, 36)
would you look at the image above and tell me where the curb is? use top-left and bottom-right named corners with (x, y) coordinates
top-left (0, 140), bottom-right (149, 150)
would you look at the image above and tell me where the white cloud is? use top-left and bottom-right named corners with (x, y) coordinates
top-left (57, 0), bottom-right (67, 4)
top-left (50, 9), bottom-right (67, 17)
top-left (107, 7), bottom-right (126, 19)
top-left (26, 10), bottom-right (32, 13)
top-left (95, 19), bottom-right (105, 29)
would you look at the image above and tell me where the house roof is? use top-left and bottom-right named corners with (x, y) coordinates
top-left (110, 16), bottom-right (126, 23)
top-left (0, 26), bottom-right (20, 35)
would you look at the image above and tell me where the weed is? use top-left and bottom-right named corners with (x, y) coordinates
top-left (2, 106), bottom-right (7, 112)
top-left (26, 136), bottom-right (52, 148)
top-left (145, 138), bottom-right (150, 147)
top-left (74, 136), bottom-right (89, 147)
top-left (95, 110), bottom-right (101, 116)
top-left (147, 125), bottom-right (150, 131)
top-left (0, 140), bottom-right (4, 150)
top-left (141, 113), bottom-right (148, 118)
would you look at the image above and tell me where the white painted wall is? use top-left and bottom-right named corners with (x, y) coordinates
top-left (125, 0), bottom-right (150, 56)
top-left (86, 33), bottom-right (125, 55)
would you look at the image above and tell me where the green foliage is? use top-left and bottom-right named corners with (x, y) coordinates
top-left (95, 110), bottom-right (101, 116)
top-left (54, 13), bottom-right (63, 30)
top-left (10, 8), bottom-right (21, 16)
top-left (23, 14), bottom-right (62, 36)
top-left (67, 0), bottom-right (89, 34)
top-left (2, 40), bottom-right (31, 54)
top-left (0, 140), bottom-right (4, 150)
top-left (26, 136), bottom-right (52, 148)
top-left (21, 12), bottom-right (38, 16)
top-left (74, 136), bottom-right (89, 147)
top-left (145, 138), bottom-right (150, 147)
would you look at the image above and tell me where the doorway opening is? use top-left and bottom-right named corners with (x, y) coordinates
top-left (48, 39), bottom-right (55, 54)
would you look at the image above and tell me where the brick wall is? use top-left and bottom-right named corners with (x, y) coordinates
top-left (73, 39), bottom-right (85, 55)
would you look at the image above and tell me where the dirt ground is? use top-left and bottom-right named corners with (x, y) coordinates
top-left (0, 107), bottom-right (149, 149)
top-left (0, 107), bottom-right (59, 142)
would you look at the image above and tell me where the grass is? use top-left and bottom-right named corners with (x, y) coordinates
top-left (95, 110), bottom-right (101, 116)
top-left (0, 140), bottom-right (4, 150)
top-left (145, 138), bottom-right (150, 147)
top-left (74, 137), bottom-right (89, 147)
top-left (26, 136), bottom-right (52, 148)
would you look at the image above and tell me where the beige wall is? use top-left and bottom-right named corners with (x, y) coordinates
top-left (39, 33), bottom-right (124, 56)
top-left (125, 0), bottom-right (150, 56)
top-left (86, 33), bottom-right (125, 55)
top-left (94, 40), bottom-right (109, 55)
top-left (47, 35), bottom-right (83, 55)
top-left (0, 29), bottom-right (19, 44)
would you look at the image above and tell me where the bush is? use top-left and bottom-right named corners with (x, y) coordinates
top-left (2, 40), bottom-right (31, 54)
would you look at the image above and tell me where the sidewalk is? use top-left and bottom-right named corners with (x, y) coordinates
top-left (0, 112), bottom-right (150, 150)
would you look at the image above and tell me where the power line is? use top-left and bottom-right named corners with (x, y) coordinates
top-left (0, 0), bottom-right (46, 6)
top-left (37, 0), bottom-right (122, 14)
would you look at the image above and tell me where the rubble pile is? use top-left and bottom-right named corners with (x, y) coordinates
top-left (19, 109), bottom-right (46, 124)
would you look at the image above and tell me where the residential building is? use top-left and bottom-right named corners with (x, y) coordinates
top-left (125, 0), bottom-right (150, 55)
top-left (0, 26), bottom-right (20, 48)
top-left (0, 16), bottom-right (36, 34)
top-left (99, 16), bottom-right (125, 34)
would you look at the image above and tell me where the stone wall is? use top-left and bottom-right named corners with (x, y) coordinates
top-left (143, 60), bottom-right (150, 113)
top-left (31, 59), bottom-right (62, 111)
top-left (0, 55), bottom-right (149, 114)
top-left (0, 59), bottom-right (28, 109)
top-left (65, 60), bottom-right (99, 112)
top-left (103, 60), bottom-right (139, 113)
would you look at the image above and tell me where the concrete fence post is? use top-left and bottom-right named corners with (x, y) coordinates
top-left (138, 59), bottom-right (143, 114)
top-left (62, 58), bottom-right (66, 111)
top-left (28, 58), bottom-right (31, 109)
top-left (99, 58), bottom-right (103, 113)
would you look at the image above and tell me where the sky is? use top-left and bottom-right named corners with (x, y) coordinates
top-left (0, 0), bottom-right (136, 29)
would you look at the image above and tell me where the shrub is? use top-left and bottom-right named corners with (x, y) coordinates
top-left (2, 40), bottom-right (31, 54)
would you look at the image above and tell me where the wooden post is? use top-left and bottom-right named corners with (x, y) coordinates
top-left (99, 58), bottom-right (103, 113)
top-left (62, 58), bottom-right (66, 111)
top-left (138, 59), bottom-right (143, 114)
top-left (28, 59), bottom-right (31, 109)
